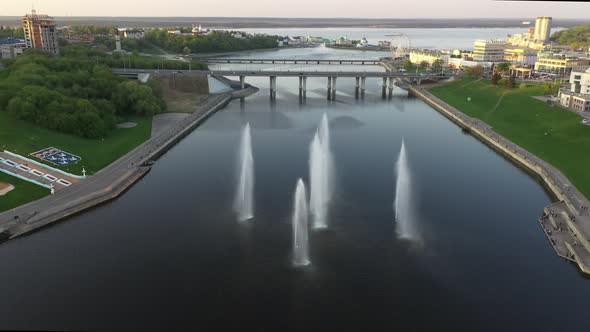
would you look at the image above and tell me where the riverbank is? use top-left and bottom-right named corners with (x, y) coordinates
top-left (409, 82), bottom-right (590, 275)
top-left (0, 92), bottom-right (236, 240)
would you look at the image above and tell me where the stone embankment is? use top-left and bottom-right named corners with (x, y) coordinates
top-left (409, 83), bottom-right (590, 275)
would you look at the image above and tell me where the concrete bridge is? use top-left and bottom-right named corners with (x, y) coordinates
top-left (199, 58), bottom-right (383, 65)
top-left (112, 68), bottom-right (450, 100)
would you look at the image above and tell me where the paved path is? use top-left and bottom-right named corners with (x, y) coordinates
top-left (0, 152), bottom-right (81, 191)
top-left (151, 113), bottom-right (190, 137)
top-left (0, 93), bottom-right (232, 238)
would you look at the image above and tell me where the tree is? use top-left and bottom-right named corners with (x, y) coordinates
top-left (431, 59), bottom-right (445, 73)
top-left (418, 61), bottom-right (429, 70)
top-left (507, 75), bottom-right (516, 89)
top-left (403, 59), bottom-right (415, 72)
top-left (491, 72), bottom-right (502, 86)
top-left (496, 62), bottom-right (511, 74)
top-left (471, 65), bottom-right (484, 78)
top-left (183, 46), bottom-right (191, 55)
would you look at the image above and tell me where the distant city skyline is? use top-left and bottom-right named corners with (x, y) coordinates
top-left (4, 0), bottom-right (590, 19)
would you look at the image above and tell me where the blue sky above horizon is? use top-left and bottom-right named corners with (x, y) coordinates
top-left (5, 0), bottom-right (590, 19)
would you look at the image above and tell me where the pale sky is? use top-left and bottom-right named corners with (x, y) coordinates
top-left (4, 0), bottom-right (590, 19)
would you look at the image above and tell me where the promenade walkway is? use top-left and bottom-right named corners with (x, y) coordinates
top-left (410, 83), bottom-right (590, 274)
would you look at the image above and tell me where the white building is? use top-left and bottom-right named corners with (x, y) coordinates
top-left (473, 39), bottom-right (507, 63)
top-left (534, 16), bottom-right (552, 44)
top-left (558, 68), bottom-right (590, 112)
top-left (409, 50), bottom-right (450, 66)
top-left (0, 41), bottom-right (26, 59)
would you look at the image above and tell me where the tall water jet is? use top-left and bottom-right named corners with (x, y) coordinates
top-left (395, 140), bottom-right (419, 240)
top-left (309, 113), bottom-right (333, 229)
top-left (234, 123), bottom-right (254, 221)
top-left (292, 178), bottom-right (310, 266)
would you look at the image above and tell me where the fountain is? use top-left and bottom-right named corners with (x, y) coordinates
top-left (395, 140), bottom-right (419, 240)
top-left (292, 178), bottom-right (310, 266)
top-left (234, 123), bottom-right (254, 221)
top-left (309, 113), bottom-right (333, 229)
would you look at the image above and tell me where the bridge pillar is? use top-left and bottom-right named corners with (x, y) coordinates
top-left (360, 77), bottom-right (366, 99)
top-left (331, 76), bottom-right (337, 101)
top-left (299, 76), bottom-right (307, 100)
top-left (239, 76), bottom-right (245, 89)
top-left (270, 76), bottom-right (277, 100)
top-left (382, 77), bottom-right (387, 99)
top-left (355, 77), bottom-right (360, 99)
top-left (327, 77), bottom-right (332, 101)
top-left (388, 77), bottom-right (394, 99)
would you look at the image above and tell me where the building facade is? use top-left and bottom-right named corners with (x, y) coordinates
top-left (558, 68), bottom-right (590, 112)
top-left (409, 50), bottom-right (450, 66)
top-left (22, 10), bottom-right (59, 55)
top-left (534, 53), bottom-right (590, 76)
top-left (473, 39), bottom-right (507, 63)
top-left (504, 48), bottom-right (537, 66)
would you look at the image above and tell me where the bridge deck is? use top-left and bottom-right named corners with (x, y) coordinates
top-left (201, 58), bottom-right (382, 65)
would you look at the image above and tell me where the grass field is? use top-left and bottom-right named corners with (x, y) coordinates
top-left (429, 78), bottom-right (590, 199)
top-left (0, 111), bottom-right (152, 176)
top-left (0, 172), bottom-right (49, 213)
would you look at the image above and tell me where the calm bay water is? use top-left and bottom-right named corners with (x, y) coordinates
top-left (0, 35), bottom-right (589, 331)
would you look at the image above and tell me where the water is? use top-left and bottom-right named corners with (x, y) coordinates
top-left (292, 178), bottom-right (310, 266)
top-left (234, 123), bottom-right (255, 221)
top-left (309, 113), bottom-right (333, 229)
top-left (395, 140), bottom-right (419, 241)
top-left (0, 36), bottom-right (589, 331)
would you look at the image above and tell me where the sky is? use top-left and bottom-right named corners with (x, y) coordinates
top-left (3, 0), bottom-right (590, 19)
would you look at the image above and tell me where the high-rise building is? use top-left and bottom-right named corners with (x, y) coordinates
top-left (472, 39), bottom-right (507, 63)
top-left (534, 16), bottom-right (552, 44)
top-left (22, 10), bottom-right (59, 55)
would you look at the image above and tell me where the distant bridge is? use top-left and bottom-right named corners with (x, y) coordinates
top-left (112, 68), bottom-right (451, 100)
top-left (198, 58), bottom-right (383, 65)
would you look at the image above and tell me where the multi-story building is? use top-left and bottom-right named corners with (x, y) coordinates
top-left (472, 39), bottom-right (507, 63)
top-left (0, 38), bottom-right (27, 59)
top-left (22, 10), bottom-right (59, 56)
top-left (558, 68), bottom-right (590, 112)
top-left (409, 50), bottom-right (450, 66)
top-left (534, 52), bottom-right (590, 76)
top-left (534, 16), bottom-right (552, 43)
top-left (118, 28), bottom-right (145, 40)
top-left (504, 48), bottom-right (537, 66)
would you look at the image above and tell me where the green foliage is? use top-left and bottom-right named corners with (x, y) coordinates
top-left (551, 25), bottom-right (590, 49)
top-left (519, 83), bottom-right (528, 90)
top-left (145, 29), bottom-right (278, 54)
top-left (465, 65), bottom-right (484, 78)
top-left (491, 72), bottom-right (501, 86)
top-left (60, 42), bottom-right (207, 70)
top-left (430, 78), bottom-right (590, 199)
top-left (0, 52), bottom-right (165, 138)
top-left (0, 26), bottom-right (24, 39)
top-left (403, 60), bottom-right (415, 72)
top-left (431, 59), bottom-right (445, 72)
top-left (418, 61), bottom-right (429, 70)
top-left (507, 75), bottom-right (516, 89)
top-left (496, 62), bottom-right (511, 74)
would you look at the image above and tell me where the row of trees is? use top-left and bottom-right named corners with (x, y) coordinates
top-left (491, 72), bottom-right (516, 89)
top-left (0, 26), bottom-right (24, 39)
top-left (0, 50), bottom-right (166, 138)
top-left (60, 43), bottom-right (208, 70)
top-left (402, 59), bottom-right (445, 73)
top-left (144, 30), bottom-right (278, 54)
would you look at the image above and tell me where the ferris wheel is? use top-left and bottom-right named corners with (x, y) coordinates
top-left (386, 33), bottom-right (411, 59)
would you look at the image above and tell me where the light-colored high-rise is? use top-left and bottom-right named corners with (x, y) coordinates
top-left (534, 16), bottom-right (552, 44)
top-left (22, 10), bottom-right (59, 55)
top-left (473, 39), bottom-right (507, 63)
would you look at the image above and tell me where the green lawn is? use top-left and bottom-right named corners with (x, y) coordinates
top-left (0, 111), bottom-right (152, 176)
top-left (429, 78), bottom-right (590, 199)
top-left (0, 172), bottom-right (49, 213)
